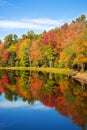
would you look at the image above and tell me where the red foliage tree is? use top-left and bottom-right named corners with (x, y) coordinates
top-left (0, 44), bottom-right (4, 56)
top-left (2, 50), bottom-right (9, 63)
top-left (41, 30), bottom-right (57, 47)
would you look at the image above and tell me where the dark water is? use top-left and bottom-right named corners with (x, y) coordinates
top-left (0, 70), bottom-right (87, 130)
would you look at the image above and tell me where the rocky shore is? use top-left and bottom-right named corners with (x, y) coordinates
top-left (72, 72), bottom-right (87, 85)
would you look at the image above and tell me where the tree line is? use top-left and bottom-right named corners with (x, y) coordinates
top-left (0, 14), bottom-right (87, 71)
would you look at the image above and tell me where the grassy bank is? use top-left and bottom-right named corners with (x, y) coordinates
top-left (0, 67), bottom-right (76, 75)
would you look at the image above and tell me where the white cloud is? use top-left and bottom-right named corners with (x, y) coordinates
top-left (0, 0), bottom-right (12, 6)
top-left (23, 18), bottom-right (64, 25)
top-left (0, 18), bottom-right (67, 31)
top-left (0, 20), bottom-right (53, 30)
top-left (0, 100), bottom-right (50, 110)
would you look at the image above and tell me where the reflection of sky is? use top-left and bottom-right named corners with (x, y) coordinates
top-left (0, 94), bottom-right (80, 130)
top-left (0, 100), bottom-right (49, 109)
top-left (0, 100), bottom-right (51, 110)
top-left (0, 94), bottom-right (22, 102)
top-left (0, 94), bottom-right (50, 110)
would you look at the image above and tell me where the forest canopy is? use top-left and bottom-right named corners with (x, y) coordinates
top-left (0, 14), bottom-right (87, 71)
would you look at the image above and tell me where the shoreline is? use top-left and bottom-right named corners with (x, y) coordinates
top-left (72, 72), bottom-right (87, 85)
top-left (0, 67), bottom-right (87, 84)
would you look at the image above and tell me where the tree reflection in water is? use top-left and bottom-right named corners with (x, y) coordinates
top-left (0, 70), bottom-right (87, 130)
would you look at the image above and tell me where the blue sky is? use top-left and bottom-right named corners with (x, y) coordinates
top-left (0, 0), bottom-right (87, 40)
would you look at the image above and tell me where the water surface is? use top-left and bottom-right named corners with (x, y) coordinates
top-left (0, 70), bottom-right (87, 130)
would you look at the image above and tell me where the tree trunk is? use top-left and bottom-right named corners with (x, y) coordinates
top-left (29, 55), bottom-right (31, 67)
top-left (49, 60), bottom-right (53, 68)
top-left (81, 64), bottom-right (85, 72)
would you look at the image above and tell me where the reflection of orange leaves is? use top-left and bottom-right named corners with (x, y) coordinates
top-left (73, 89), bottom-right (82, 96)
top-left (15, 78), bottom-right (29, 99)
top-left (58, 96), bottom-right (67, 106)
top-left (82, 92), bottom-right (87, 97)
top-left (73, 90), bottom-right (78, 96)
top-left (60, 84), bottom-right (67, 93)
top-left (0, 82), bottom-right (4, 92)
top-left (73, 118), bottom-right (83, 126)
top-left (40, 93), bottom-right (57, 107)
top-left (56, 95), bottom-right (69, 117)
top-left (2, 74), bottom-right (8, 79)
top-left (40, 93), bottom-right (49, 106)
top-left (71, 108), bottom-right (85, 126)
top-left (83, 109), bottom-right (87, 115)
top-left (2, 74), bottom-right (9, 87)
top-left (30, 78), bottom-right (42, 98)
top-left (21, 90), bottom-right (29, 99)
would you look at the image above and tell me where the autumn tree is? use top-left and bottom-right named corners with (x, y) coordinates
top-left (18, 39), bottom-right (31, 66)
top-left (4, 34), bottom-right (18, 48)
top-left (41, 45), bottom-right (55, 67)
top-left (2, 50), bottom-right (10, 66)
top-left (0, 44), bottom-right (4, 66)
top-left (30, 40), bottom-right (43, 67)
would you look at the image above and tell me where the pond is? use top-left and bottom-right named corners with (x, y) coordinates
top-left (0, 70), bottom-right (87, 130)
